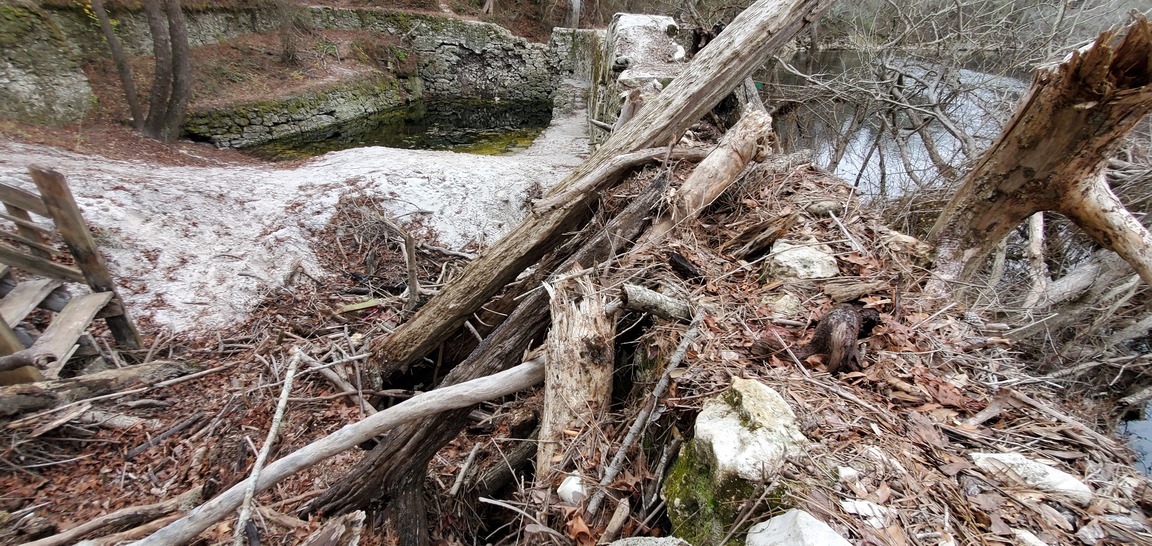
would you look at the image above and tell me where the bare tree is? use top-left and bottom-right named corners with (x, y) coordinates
top-left (89, 0), bottom-right (192, 142)
top-left (89, 0), bottom-right (144, 129)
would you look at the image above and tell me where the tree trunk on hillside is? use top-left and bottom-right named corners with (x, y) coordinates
top-left (926, 17), bottom-right (1152, 298)
top-left (368, 0), bottom-right (834, 384)
top-left (142, 0), bottom-right (172, 133)
top-left (162, 0), bottom-right (192, 141)
top-left (90, 0), bottom-right (144, 128)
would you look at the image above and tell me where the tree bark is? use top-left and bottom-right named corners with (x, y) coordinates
top-left (159, 0), bottom-right (192, 142)
top-left (369, 0), bottom-right (834, 382)
top-left (926, 18), bottom-right (1152, 296)
top-left (142, 0), bottom-right (172, 136)
top-left (90, 0), bottom-right (144, 128)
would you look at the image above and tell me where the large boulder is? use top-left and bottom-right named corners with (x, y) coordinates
top-left (662, 378), bottom-right (808, 545)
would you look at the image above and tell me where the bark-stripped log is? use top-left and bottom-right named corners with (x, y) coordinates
top-left (647, 108), bottom-right (774, 241)
top-left (537, 273), bottom-right (615, 480)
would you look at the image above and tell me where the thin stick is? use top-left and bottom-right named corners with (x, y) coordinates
top-left (233, 348), bottom-right (301, 546)
top-left (450, 443), bottom-right (483, 497)
top-left (586, 312), bottom-right (704, 517)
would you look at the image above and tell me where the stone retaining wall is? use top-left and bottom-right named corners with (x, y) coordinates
top-left (183, 75), bottom-right (418, 149)
top-left (0, 3), bottom-right (93, 124)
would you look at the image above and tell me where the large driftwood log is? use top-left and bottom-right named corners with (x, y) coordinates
top-left (371, 0), bottom-right (833, 380)
top-left (927, 18), bottom-right (1152, 296)
top-left (536, 273), bottom-right (615, 480)
top-left (0, 361), bottom-right (172, 418)
top-left (131, 360), bottom-right (545, 546)
top-left (647, 108), bottom-right (774, 241)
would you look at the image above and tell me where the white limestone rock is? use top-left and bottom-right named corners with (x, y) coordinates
top-left (761, 292), bottom-right (802, 319)
top-left (971, 452), bottom-right (1092, 506)
top-left (609, 539), bottom-right (692, 546)
top-left (840, 499), bottom-right (893, 529)
top-left (557, 475), bottom-right (587, 504)
top-left (745, 509), bottom-right (852, 546)
top-left (765, 241), bottom-right (839, 280)
top-left (695, 377), bottom-right (808, 482)
top-left (1013, 528), bottom-right (1049, 546)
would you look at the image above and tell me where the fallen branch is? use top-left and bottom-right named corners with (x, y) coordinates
top-left (234, 349), bottom-right (300, 546)
top-left (131, 358), bottom-right (545, 546)
top-left (23, 486), bottom-right (202, 546)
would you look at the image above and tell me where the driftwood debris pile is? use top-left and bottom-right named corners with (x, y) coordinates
top-left (3, 104), bottom-right (1151, 545)
top-left (4, 6), bottom-right (1152, 546)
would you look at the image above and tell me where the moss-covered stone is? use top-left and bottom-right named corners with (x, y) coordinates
top-left (662, 440), bottom-right (792, 546)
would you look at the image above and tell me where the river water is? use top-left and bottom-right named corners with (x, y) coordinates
top-left (765, 50), bottom-right (1027, 199)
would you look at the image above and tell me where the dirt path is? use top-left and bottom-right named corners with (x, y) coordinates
top-left (0, 109), bottom-right (589, 335)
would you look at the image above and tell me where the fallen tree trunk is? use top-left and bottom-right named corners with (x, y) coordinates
top-left (926, 17), bottom-right (1152, 296)
top-left (372, 0), bottom-right (834, 379)
top-left (130, 360), bottom-right (546, 546)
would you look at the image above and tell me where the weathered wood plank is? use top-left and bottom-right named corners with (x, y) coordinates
top-left (3, 205), bottom-right (53, 258)
top-left (0, 242), bottom-right (85, 283)
top-left (0, 183), bottom-right (49, 218)
top-left (28, 166), bottom-right (141, 349)
top-left (36, 291), bottom-right (114, 379)
top-left (0, 209), bottom-right (54, 238)
top-left (0, 278), bottom-right (64, 325)
top-left (0, 229), bottom-right (65, 257)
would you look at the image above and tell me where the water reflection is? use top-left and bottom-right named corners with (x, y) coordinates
top-left (765, 51), bottom-right (1027, 198)
top-left (245, 99), bottom-right (553, 160)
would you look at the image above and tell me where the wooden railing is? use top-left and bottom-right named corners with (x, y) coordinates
top-left (0, 166), bottom-right (141, 383)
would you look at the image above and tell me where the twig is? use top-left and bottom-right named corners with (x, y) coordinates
top-left (298, 351), bottom-right (376, 416)
top-left (478, 497), bottom-right (568, 541)
top-left (828, 211), bottom-right (865, 254)
top-left (233, 348), bottom-right (301, 546)
top-left (586, 311), bottom-right (704, 517)
top-left (125, 411), bottom-right (206, 460)
top-left (449, 443), bottom-right (483, 497)
top-left (1005, 388), bottom-right (1124, 459)
top-left (155, 361), bottom-right (237, 388)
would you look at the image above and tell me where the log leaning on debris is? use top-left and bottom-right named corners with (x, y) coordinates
top-left (372, 0), bottom-right (835, 381)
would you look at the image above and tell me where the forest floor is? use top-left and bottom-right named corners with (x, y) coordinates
top-left (1, 4), bottom-right (1151, 546)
